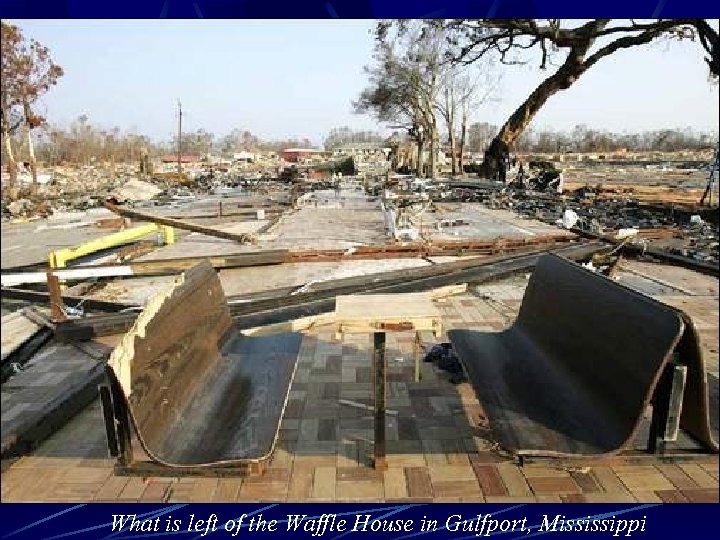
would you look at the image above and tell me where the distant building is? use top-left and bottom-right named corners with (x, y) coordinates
top-left (281, 148), bottom-right (322, 163)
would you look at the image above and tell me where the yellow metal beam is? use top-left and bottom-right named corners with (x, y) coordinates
top-left (49, 223), bottom-right (175, 269)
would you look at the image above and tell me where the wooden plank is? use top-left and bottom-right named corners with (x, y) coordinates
top-left (1, 342), bottom-right (109, 458)
top-left (337, 319), bottom-right (438, 334)
top-left (336, 293), bottom-right (441, 321)
top-left (104, 202), bottom-right (254, 243)
top-left (21, 307), bottom-right (56, 330)
top-left (426, 283), bottom-right (468, 298)
top-left (228, 241), bottom-right (606, 317)
top-left (51, 242), bottom-right (608, 343)
top-left (241, 312), bottom-right (337, 336)
top-left (1, 310), bottom-right (42, 362)
top-left (1, 251), bottom-right (288, 287)
top-left (46, 272), bottom-right (66, 321)
top-left (1, 327), bottom-right (54, 384)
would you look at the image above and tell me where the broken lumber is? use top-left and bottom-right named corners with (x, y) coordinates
top-left (286, 233), bottom-right (575, 262)
top-left (242, 285), bottom-right (467, 336)
top-left (241, 312), bottom-right (337, 336)
top-left (569, 227), bottom-right (719, 277)
top-left (1, 287), bottom-right (138, 313)
top-left (1, 310), bottom-right (43, 363)
top-left (103, 202), bottom-right (254, 243)
top-left (1, 250), bottom-right (288, 287)
top-left (229, 242), bottom-right (599, 317)
top-left (1, 341), bottom-right (110, 458)
top-left (53, 241), bottom-right (606, 342)
top-left (1, 235), bottom-right (573, 288)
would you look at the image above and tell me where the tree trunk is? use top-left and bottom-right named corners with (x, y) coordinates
top-left (416, 137), bottom-right (424, 177)
top-left (428, 115), bottom-right (438, 178)
top-left (25, 128), bottom-right (38, 190)
top-left (23, 100), bottom-right (38, 191)
top-left (458, 110), bottom-right (468, 176)
top-left (481, 50), bottom-right (590, 178)
top-left (448, 131), bottom-right (456, 176)
top-left (2, 121), bottom-right (18, 189)
top-left (442, 87), bottom-right (457, 176)
top-left (428, 134), bottom-right (436, 178)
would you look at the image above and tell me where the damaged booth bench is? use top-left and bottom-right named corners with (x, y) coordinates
top-left (101, 262), bottom-right (303, 476)
top-left (449, 254), bottom-right (719, 462)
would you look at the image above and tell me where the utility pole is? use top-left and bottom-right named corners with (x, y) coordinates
top-left (177, 99), bottom-right (183, 175)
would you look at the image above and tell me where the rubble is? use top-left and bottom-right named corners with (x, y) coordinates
top-left (425, 182), bottom-right (719, 265)
top-left (108, 179), bottom-right (162, 203)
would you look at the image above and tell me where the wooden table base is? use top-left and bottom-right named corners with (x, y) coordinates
top-left (373, 332), bottom-right (388, 471)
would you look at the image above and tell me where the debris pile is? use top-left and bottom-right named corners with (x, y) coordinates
top-left (434, 184), bottom-right (718, 265)
top-left (108, 179), bottom-right (163, 203)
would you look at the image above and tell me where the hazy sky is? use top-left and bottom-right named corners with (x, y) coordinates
top-left (12, 20), bottom-right (720, 145)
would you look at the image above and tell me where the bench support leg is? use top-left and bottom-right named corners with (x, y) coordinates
top-left (373, 331), bottom-right (388, 471)
top-left (109, 377), bottom-right (134, 466)
top-left (648, 362), bottom-right (687, 455)
top-left (99, 384), bottom-right (119, 458)
top-left (413, 332), bottom-right (422, 383)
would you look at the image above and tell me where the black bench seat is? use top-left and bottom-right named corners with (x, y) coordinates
top-left (103, 261), bottom-right (301, 474)
top-left (449, 254), bottom-right (718, 458)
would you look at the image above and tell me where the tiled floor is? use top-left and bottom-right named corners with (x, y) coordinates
top-left (1, 267), bottom-right (718, 503)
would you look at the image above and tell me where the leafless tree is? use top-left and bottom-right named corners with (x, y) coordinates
top-left (355, 22), bottom-right (448, 177)
top-left (1, 21), bottom-right (63, 192)
top-left (437, 57), bottom-right (500, 175)
top-left (429, 19), bottom-right (717, 177)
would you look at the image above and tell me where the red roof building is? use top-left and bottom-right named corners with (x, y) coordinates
top-left (280, 148), bottom-right (322, 163)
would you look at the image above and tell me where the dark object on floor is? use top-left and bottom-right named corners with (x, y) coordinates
top-left (102, 262), bottom-right (302, 475)
top-left (423, 343), bottom-right (451, 362)
top-left (449, 253), bottom-right (719, 459)
top-left (423, 342), bottom-right (466, 383)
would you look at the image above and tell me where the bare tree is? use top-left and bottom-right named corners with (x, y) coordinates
top-left (432, 19), bottom-right (715, 178)
top-left (0, 21), bottom-right (63, 192)
top-left (437, 74), bottom-right (459, 175)
top-left (437, 58), bottom-right (500, 176)
top-left (1, 23), bottom-right (24, 188)
top-left (355, 22), bottom-right (447, 177)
